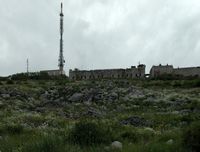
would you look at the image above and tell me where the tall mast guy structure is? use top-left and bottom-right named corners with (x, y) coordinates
top-left (58, 3), bottom-right (65, 74)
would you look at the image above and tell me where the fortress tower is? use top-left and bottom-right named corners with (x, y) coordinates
top-left (58, 3), bottom-right (65, 74)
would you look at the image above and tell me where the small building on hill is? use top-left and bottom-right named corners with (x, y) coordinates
top-left (40, 69), bottom-right (65, 76)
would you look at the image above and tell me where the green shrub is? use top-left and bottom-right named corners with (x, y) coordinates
top-left (6, 79), bottom-right (14, 85)
top-left (182, 121), bottom-right (200, 152)
top-left (145, 142), bottom-right (181, 152)
top-left (6, 124), bottom-right (24, 134)
top-left (0, 124), bottom-right (4, 135)
top-left (24, 115), bottom-right (46, 127)
top-left (194, 79), bottom-right (200, 87)
top-left (139, 129), bottom-right (155, 142)
top-left (120, 130), bottom-right (139, 142)
top-left (68, 121), bottom-right (111, 146)
top-left (180, 114), bottom-right (194, 124)
top-left (172, 81), bottom-right (182, 87)
top-left (23, 134), bottom-right (63, 152)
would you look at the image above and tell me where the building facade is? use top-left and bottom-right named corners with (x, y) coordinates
top-left (40, 70), bottom-right (65, 76)
top-left (150, 64), bottom-right (174, 78)
top-left (150, 64), bottom-right (200, 78)
top-left (69, 64), bottom-right (146, 80)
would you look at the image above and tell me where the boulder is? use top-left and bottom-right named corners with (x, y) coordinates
top-left (84, 108), bottom-right (103, 117)
top-left (166, 139), bottom-right (174, 145)
top-left (120, 116), bottom-right (152, 127)
top-left (108, 92), bottom-right (118, 101)
top-left (69, 93), bottom-right (84, 102)
top-left (144, 127), bottom-right (155, 133)
top-left (111, 141), bottom-right (122, 150)
top-left (1, 94), bottom-right (10, 99)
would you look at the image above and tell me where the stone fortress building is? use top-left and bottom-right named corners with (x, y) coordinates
top-left (69, 64), bottom-right (200, 80)
top-left (69, 64), bottom-right (146, 80)
top-left (150, 64), bottom-right (200, 78)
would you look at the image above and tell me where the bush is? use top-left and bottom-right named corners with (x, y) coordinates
top-left (6, 124), bottom-right (24, 134)
top-left (23, 115), bottom-right (46, 127)
top-left (120, 130), bottom-right (139, 142)
top-left (23, 134), bottom-right (63, 152)
top-left (194, 79), bottom-right (200, 87)
top-left (182, 121), bottom-right (200, 152)
top-left (6, 79), bottom-right (14, 85)
top-left (139, 129), bottom-right (155, 142)
top-left (68, 121), bottom-right (111, 146)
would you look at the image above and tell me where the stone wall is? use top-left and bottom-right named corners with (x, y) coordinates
top-left (150, 65), bottom-right (200, 78)
top-left (173, 67), bottom-right (200, 77)
top-left (69, 65), bottom-right (146, 80)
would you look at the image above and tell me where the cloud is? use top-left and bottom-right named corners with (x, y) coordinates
top-left (0, 0), bottom-right (199, 76)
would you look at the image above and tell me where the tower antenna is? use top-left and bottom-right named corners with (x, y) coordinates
top-left (58, 2), bottom-right (65, 74)
top-left (27, 58), bottom-right (29, 76)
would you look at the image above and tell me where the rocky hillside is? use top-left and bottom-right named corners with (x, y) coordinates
top-left (0, 79), bottom-right (199, 152)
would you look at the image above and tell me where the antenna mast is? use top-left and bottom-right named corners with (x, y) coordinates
top-left (58, 2), bottom-right (65, 74)
top-left (27, 58), bottom-right (29, 76)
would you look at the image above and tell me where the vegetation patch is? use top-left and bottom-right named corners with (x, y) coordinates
top-left (182, 121), bottom-right (200, 152)
top-left (68, 121), bottom-right (112, 146)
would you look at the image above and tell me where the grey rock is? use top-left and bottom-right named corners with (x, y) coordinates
top-left (171, 111), bottom-right (179, 115)
top-left (111, 141), bottom-right (122, 150)
top-left (83, 100), bottom-right (91, 106)
top-left (144, 127), bottom-right (155, 133)
top-left (0, 101), bottom-right (4, 108)
top-left (93, 94), bottom-right (103, 101)
top-left (180, 109), bottom-right (191, 115)
top-left (109, 92), bottom-right (118, 101)
top-left (166, 139), bottom-right (174, 145)
top-left (69, 93), bottom-right (84, 102)
top-left (1, 94), bottom-right (10, 99)
top-left (84, 108), bottom-right (102, 117)
top-left (120, 116), bottom-right (152, 127)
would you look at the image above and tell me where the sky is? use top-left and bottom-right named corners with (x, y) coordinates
top-left (0, 0), bottom-right (200, 76)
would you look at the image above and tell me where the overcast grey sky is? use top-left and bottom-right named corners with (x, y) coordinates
top-left (0, 0), bottom-right (200, 76)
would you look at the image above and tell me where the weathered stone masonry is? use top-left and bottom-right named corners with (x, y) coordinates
top-left (150, 64), bottom-right (200, 78)
top-left (69, 64), bottom-right (200, 80)
top-left (69, 64), bottom-right (146, 80)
